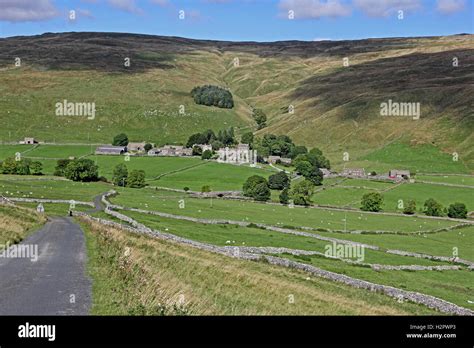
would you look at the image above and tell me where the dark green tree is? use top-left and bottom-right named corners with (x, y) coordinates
top-left (144, 143), bottom-right (153, 152)
top-left (403, 199), bottom-right (416, 215)
top-left (253, 182), bottom-right (271, 201)
top-left (127, 170), bottom-right (146, 188)
top-left (54, 159), bottom-right (72, 176)
top-left (64, 159), bottom-right (99, 182)
top-left (243, 175), bottom-right (269, 200)
top-left (191, 85), bottom-right (234, 109)
top-left (113, 163), bottom-right (128, 187)
top-left (252, 108), bottom-right (267, 129)
top-left (279, 188), bottom-right (289, 205)
top-left (307, 167), bottom-right (324, 186)
top-left (241, 132), bottom-right (254, 146)
top-left (290, 180), bottom-right (314, 206)
top-left (424, 198), bottom-right (444, 217)
top-left (295, 160), bottom-right (312, 177)
top-left (447, 202), bottom-right (467, 219)
top-left (112, 133), bottom-right (129, 146)
top-left (30, 161), bottom-right (43, 175)
top-left (192, 146), bottom-right (203, 156)
top-left (201, 150), bottom-right (213, 160)
top-left (268, 171), bottom-right (290, 190)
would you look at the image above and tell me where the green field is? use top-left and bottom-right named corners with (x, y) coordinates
top-left (24, 144), bottom-right (94, 159)
top-left (110, 188), bottom-right (458, 233)
top-left (358, 142), bottom-right (471, 174)
top-left (416, 174), bottom-right (474, 186)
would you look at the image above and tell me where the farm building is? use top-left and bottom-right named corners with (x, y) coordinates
top-left (389, 169), bottom-right (411, 180)
top-left (19, 137), bottom-right (38, 144)
top-left (341, 168), bottom-right (366, 177)
top-left (95, 145), bottom-right (127, 155)
top-left (152, 145), bottom-right (193, 157)
top-left (265, 156), bottom-right (281, 164)
top-left (128, 142), bottom-right (149, 152)
top-left (193, 144), bottom-right (212, 152)
top-left (217, 144), bottom-right (257, 165)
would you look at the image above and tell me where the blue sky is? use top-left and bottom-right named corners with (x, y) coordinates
top-left (0, 0), bottom-right (472, 41)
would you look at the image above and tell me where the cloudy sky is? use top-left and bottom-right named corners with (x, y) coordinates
top-left (0, 0), bottom-right (472, 41)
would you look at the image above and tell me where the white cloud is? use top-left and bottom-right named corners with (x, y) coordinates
top-left (107, 0), bottom-right (143, 14)
top-left (0, 0), bottom-right (58, 22)
top-left (278, 0), bottom-right (352, 19)
top-left (436, 0), bottom-right (465, 14)
top-left (353, 0), bottom-right (422, 17)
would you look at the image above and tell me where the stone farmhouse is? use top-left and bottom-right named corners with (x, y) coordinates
top-left (128, 142), bottom-right (151, 153)
top-left (19, 137), bottom-right (38, 144)
top-left (389, 169), bottom-right (411, 180)
top-left (264, 155), bottom-right (292, 165)
top-left (148, 145), bottom-right (192, 157)
top-left (341, 168), bottom-right (366, 177)
top-left (217, 144), bottom-right (257, 165)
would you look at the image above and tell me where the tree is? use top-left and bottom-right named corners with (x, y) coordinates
top-left (447, 203), bottom-right (467, 219)
top-left (186, 133), bottom-right (208, 148)
top-left (290, 145), bottom-right (308, 159)
top-left (127, 170), bottom-right (146, 188)
top-left (144, 143), bottom-right (153, 152)
top-left (295, 160), bottom-right (312, 177)
top-left (307, 167), bottom-right (323, 186)
top-left (253, 182), bottom-right (271, 201)
top-left (54, 159), bottom-right (72, 176)
top-left (424, 198), bottom-right (444, 217)
top-left (361, 192), bottom-right (384, 212)
top-left (113, 163), bottom-right (128, 187)
top-left (192, 145), bottom-right (203, 156)
top-left (252, 109), bottom-right (267, 129)
top-left (290, 180), bottom-right (314, 206)
top-left (2, 157), bottom-right (18, 174)
top-left (113, 133), bottom-right (129, 146)
top-left (279, 188), bottom-right (289, 205)
top-left (243, 175), bottom-right (269, 201)
top-left (403, 199), bottom-right (416, 215)
top-left (201, 150), bottom-right (213, 160)
top-left (268, 171), bottom-right (290, 190)
top-left (16, 159), bottom-right (31, 175)
top-left (30, 161), bottom-right (43, 175)
top-left (201, 185), bottom-right (211, 193)
top-left (241, 132), bottom-right (254, 146)
top-left (64, 159), bottom-right (99, 182)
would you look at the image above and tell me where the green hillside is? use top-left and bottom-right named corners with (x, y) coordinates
top-left (0, 32), bottom-right (472, 172)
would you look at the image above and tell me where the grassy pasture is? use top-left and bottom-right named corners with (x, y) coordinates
top-left (110, 189), bottom-right (458, 233)
top-left (383, 182), bottom-right (473, 212)
top-left (416, 174), bottom-right (474, 186)
top-left (359, 142), bottom-right (470, 174)
top-left (283, 253), bottom-right (474, 310)
top-left (24, 144), bottom-right (94, 159)
top-left (0, 178), bottom-right (109, 202)
top-left (121, 209), bottom-right (451, 267)
top-left (0, 205), bottom-right (45, 245)
top-left (81, 217), bottom-right (436, 315)
top-left (149, 161), bottom-right (276, 191)
top-left (316, 226), bottom-right (474, 263)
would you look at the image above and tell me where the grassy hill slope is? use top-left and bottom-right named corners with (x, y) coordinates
top-left (0, 32), bottom-right (472, 171)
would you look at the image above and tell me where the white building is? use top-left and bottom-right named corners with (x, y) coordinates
top-left (217, 144), bottom-right (257, 165)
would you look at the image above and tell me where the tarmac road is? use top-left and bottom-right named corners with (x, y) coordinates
top-left (0, 217), bottom-right (91, 315)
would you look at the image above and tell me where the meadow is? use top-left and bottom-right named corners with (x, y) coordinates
top-left (110, 188), bottom-right (459, 233)
top-left (80, 217), bottom-right (436, 315)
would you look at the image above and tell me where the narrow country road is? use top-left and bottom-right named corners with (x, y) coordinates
top-left (0, 217), bottom-right (91, 315)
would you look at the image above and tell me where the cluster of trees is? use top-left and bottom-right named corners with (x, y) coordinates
top-left (191, 85), bottom-right (234, 109)
top-left (112, 164), bottom-right (146, 188)
top-left (360, 193), bottom-right (468, 219)
top-left (186, 127), bottom-right (236, 149)
top-left (1, 157), bottom-right (43, 175)
top-left (54, 159), bottom-right (99, 182)
top-left (243, 171), bottom-right (315, 207)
